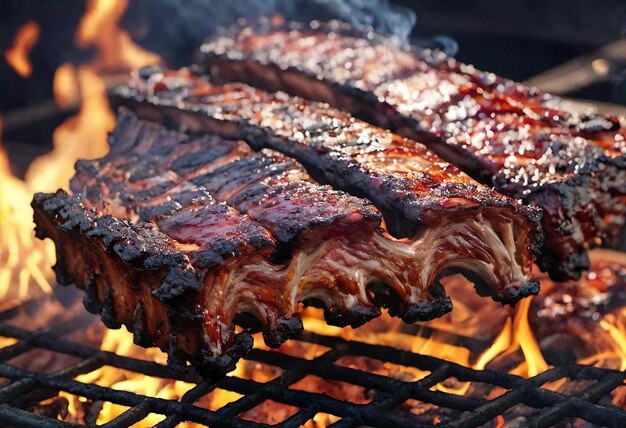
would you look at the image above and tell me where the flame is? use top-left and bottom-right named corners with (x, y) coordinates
top-left (59, 328), bottom-right (195, 426)
top-left (0, 0), bottom-right (156, 302)
top-left (4, 21), bottom-right (40, 77)
top-left (53, 64), bottom-right (80, 109)
top-left (511, 297), bottom-right (549, 377)
top-left (474, 318), bottom-right (512, 371)
top-left (26, 66), bottom-right (113, 191)
top-left (0, 145), bottom-right (54, 302)
top-left (599, 309), bottom-right (626, 371)
top-left (419, 297), bottom-right (546, 397)
top-left (0, 65), bottom-right (112, 303)
top-left (77, 0), bottom-right (159, 72)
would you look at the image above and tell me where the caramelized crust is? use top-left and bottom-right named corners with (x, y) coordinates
top-left (32, 190), bottom-right (267, 378)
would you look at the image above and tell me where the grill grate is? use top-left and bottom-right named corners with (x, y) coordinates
top-left (0, 300), bottom-right (625, 428)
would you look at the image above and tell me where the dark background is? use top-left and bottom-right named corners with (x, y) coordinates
top-left (396, 0), bottom-right (626, 102)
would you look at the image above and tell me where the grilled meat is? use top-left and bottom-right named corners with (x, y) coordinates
top-left (529, 249), bottom-right (626, 350)
top-left (197, 19), bottom-right (626, 281)
top-left (35, 106), bottom-right (540, 378)
top-left (113, 69), bottom-right (542, 297)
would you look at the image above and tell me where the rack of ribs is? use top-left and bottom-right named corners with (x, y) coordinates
top-left (34, 98), bottom-right (541, 378)
top-left (197, 19), bottom-right (626, 281)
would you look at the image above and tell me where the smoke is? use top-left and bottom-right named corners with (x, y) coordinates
top-left (274, 0), bottom-right (416, 38)
top-left (122, 0), bottom-right (422, 67)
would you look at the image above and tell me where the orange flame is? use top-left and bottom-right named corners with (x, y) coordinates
top-left (599, 310), bottom-right (626, 371)
top-left (53, 63), bottom-right (80, 109)
top-left (511, 296), bottom-right (549, 377)
top-left (59, 328), bottom-right (195, 426)
top-left (0, 0), bottom-right (158, 303)
top-left (0, 144), bottom-right (54, 303)
top-left (26, 66), bottom-right (113, 191)
top-left (4, 21), bottom-right (40, 77)
top-left (77, 0), bottom-right (159, 72)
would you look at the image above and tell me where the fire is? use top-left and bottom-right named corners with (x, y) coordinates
top-left (26, 66), bottom-right (114, 192)
top-left (59, 328), bottom-right (195, 426)
top-left (77, 0), bottom-right (159, 72)
top-left (0, 0), bottom-right (157, 301)
top-left (511, 296), bottom-right (549, 377)
top-left (53, 64), bottom-right (80, 109)
top-left (599, 309), bottom-right (626, 371)
top-left (0, 145), bottom-right (54, 302)
top-left (474, 318), bottom-right (512, 371)
top-left (4, 21), bottom-right (40, 78)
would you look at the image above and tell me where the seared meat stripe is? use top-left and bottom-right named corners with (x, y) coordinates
top-left (113, 69), bottom-right (542, 300)
top-left (198, 20), bottom-right (626, 280)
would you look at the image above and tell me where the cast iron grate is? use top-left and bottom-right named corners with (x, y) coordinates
top-left (0, 300), bottom-right (625, 428)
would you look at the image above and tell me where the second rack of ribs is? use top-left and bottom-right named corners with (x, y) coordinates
top-left (198, 19), bottom-right (626, 282)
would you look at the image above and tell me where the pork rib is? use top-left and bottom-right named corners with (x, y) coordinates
top-left (112, 69), bottom-right (542, 301)
top-left (197, 19), bottom-right (626, 281)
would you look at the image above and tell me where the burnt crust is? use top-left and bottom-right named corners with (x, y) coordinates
top-left (83, 273), bottom-right (102, 314)
top-left (33, 192), bottom-right (200, 295)
top-left (262, 316), bottom-right (304, 348)
top-left (111, 77), bottom-right (540, 240)
top-left (132, 303), bottom-right (152, 348)
top-left (32, 191), bottom-right (203, 304)
top-left (323, 304), bottom-right (383, 328)
top-left (194, 332), bottom-right (254, 381)
top-left (43, 112), bottom-right (419, 379)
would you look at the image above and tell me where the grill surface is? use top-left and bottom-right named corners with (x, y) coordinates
top-left (0, 297), bottom-right (625, 427)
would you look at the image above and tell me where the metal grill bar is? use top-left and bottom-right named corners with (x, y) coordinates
top-left (0, 303), bottom-right (625, 427)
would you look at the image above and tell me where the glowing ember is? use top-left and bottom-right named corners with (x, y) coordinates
top-left (4, 21), bottom-right (40, 77)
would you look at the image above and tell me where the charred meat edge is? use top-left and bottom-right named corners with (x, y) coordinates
top-left (32, 190), bottom-right (246, 379)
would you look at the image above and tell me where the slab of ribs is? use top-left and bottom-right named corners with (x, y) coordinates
top-left (199, 19), bottom-right (626, 281)
top-left (32, 19), bottom-right (625, 379)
